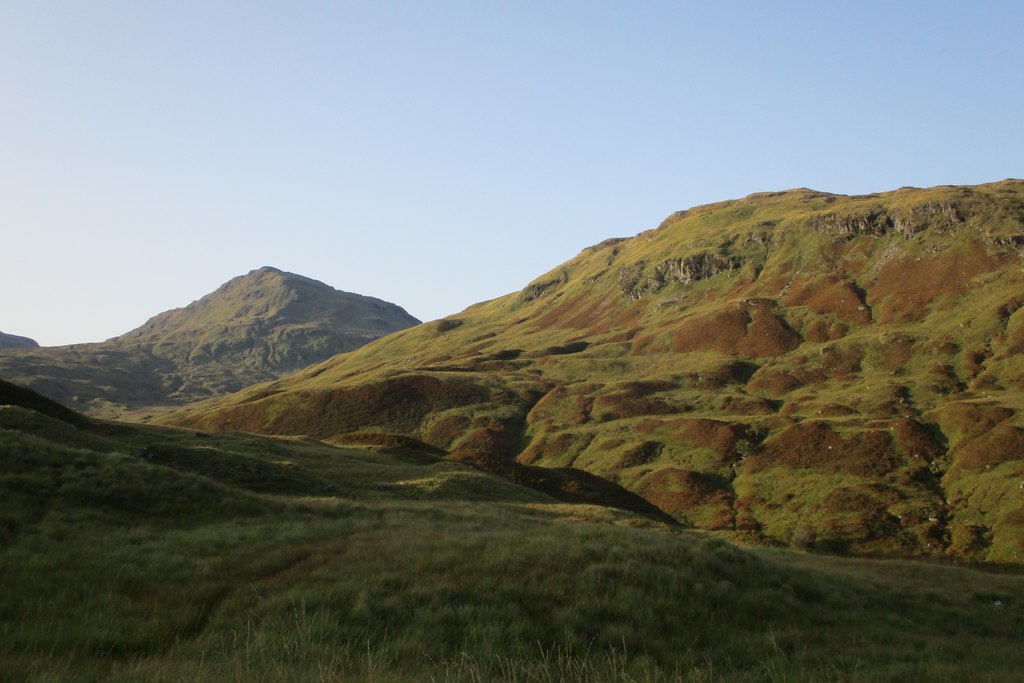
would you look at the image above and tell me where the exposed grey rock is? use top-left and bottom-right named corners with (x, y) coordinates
top-left (618, 252), bottom-right (742, 300)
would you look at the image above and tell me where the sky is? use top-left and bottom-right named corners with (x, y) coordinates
top-left (1, 1), bottom-right (1022, 346)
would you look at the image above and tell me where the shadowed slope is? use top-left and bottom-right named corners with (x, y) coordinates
top-left (0, 333), bottom-right (38, 350)
top-left (168, 180), bottom-right (1024, 562)
top-left (5, 381), bottom-right (1024, 681)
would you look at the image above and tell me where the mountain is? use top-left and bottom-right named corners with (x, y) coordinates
top-left (3, 379), bottom-right (1024, 680)
top-left (166, 180), bottom-right (1024, 563)
top-left (0, 332), bottom-right (38, 350)
top-left (0, 267), bottom-right (419, 418)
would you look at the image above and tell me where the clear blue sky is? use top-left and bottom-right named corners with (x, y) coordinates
top-left (2, 1), bottom-right (1021, 346)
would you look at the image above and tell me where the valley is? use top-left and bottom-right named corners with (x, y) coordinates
top-left (4, 180), bottom-right (1024, 680)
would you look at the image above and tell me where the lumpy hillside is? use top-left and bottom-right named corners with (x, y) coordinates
top-left (167, 180), bottom-right (1024, 563)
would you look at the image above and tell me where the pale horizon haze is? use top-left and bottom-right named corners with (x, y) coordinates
top-left (2, 2), bottom-right (1022, 346)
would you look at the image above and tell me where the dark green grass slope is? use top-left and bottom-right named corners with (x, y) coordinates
top-left (4, 383), bottom-right (1024, 681)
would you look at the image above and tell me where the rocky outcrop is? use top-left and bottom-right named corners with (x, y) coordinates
top-left (618, 252), bottom-right (742, 300)
top-left (806, 201), bottom-right (977, 239)
top-left (807, 210), bottom-right (896, 237)
top-left (518, 270), bottom-right (570, 304)
top-left (657, 253), bottom-right (742, 285)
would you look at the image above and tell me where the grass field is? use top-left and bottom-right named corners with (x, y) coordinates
top-left (3, 385), bottom-right (1024, 681)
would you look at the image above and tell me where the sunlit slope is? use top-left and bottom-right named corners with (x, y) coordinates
top-left (0, 267), bottom-right (419, 418)
top-left (168, 180), bottom-right (1024, 562)
top-left (5, 381), bottom-right (1024, 681)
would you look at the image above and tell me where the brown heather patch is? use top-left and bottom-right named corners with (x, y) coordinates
top-left (532, 295), bottom-right (611, 330)
top-left (674, 418), bottom-right (755, 457)
top-left (745, 422), bottom-right (900, 477)
top-left (815, 403), bottom-right (858, 417)
top-left (630, 332), bottom-right (669, 354)
top-left (809, 343), bottom-right (864, 379)
top-left (949, 424), bottom-right (1024, 471)
top-left (872, 335), bottom-right (916, 374)
top-left (804, 319), bottom-right (830, 343)
top-left (682, 360), bottom-right (760, 389)
top-left (782, 276), bottom-right (871, 324)
top-left (517, 430), bottom-right (592, 466)
top-left (422, 413), bottom-right (471, 448)
top-left (891, 418), bottom-right (945, 462)
top-left (927, 363), bottom-right (963, 393)
top-left (823, 484), bottom-right (898, 514)
top-left (747, 369), bottom-right (803, 397)
top-left (995, 310), bottom-right (1024, 358)
top-left (631, 417), bottom-right (756, 462)
top-left (591, 381), bottom-right (678, 422)
top-left (746, 345), bottom-right (862, 398)
top-left (671, 307), bottom-right (749, 354)
top-left (719, 395), bottom-right (778, 415)
top-left (869, 246), bottom-right (1004, 324)
top-left (822, 506), bottom-right (902, 547)
top-left (600, 326), bottom-right (641, 344)
top-left (451, 427), bottom-right (521, 461)
top-left (960, 349), bottom-right (990, 380)
top-left (526, 385), bottom-right (596, 426)
top-left (638, 468), bottom-right (733, 519)
top-left (671, 300), bottom-right (801, 358)
top-left (736, 302), bottom-right (803, 357)
top-left (617, 440), bottom-right (663, 468)
top-left (928, 401), bottom-right (1015, 444)
top-left (612, 299), bottom-right (649, 329)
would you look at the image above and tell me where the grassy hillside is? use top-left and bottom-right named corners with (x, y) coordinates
top-left (166, 180), bottom-right (1024, 563)
top-left (0, 267), bottom-right (419, 419)
top-left (4, 380), bottom-right (1024, 681)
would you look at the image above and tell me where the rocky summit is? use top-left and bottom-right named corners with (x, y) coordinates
top-left (0, 267), bottom-right (419, 418)
top-left (167, 180), bottom-right (1024, 563)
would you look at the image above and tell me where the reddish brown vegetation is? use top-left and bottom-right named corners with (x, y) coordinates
top-left (745, 422), bottom-right (900, 477)
top-left (783, 276), bottom-right (871, 324)
top-left (747, 369), bottom-right (803, 396)
top-left (804, 319), bottom-right (850, 343)
top-left (422, 414), bottom-right (472, 448)
top-left (532, 295), bottom-right (613, 331)
top-left (527, 385), bottom-right (596, 426)
top-left (617, 441), bottom-right (663, 467)
top-left (450, 426), bottom-right (522, 461)
top-left (950, 424), bottom-right (1024, 470)
top-left (891, 418), bottom-right (945, 462)
top-left (930, 401), bottom-right (1014, 444)
top-left (869, 246), bottom-right (1004, 324)
top-left (517, 430), bottom-right (591, 465)
top-left (638, 468), bottom-right (733, 523)
top-left (591, 381), bottom-right (678, 422)
top-left (671, 300), bottom-right (801, 358)
top-left (823, 485), bottom-right (896, 514)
